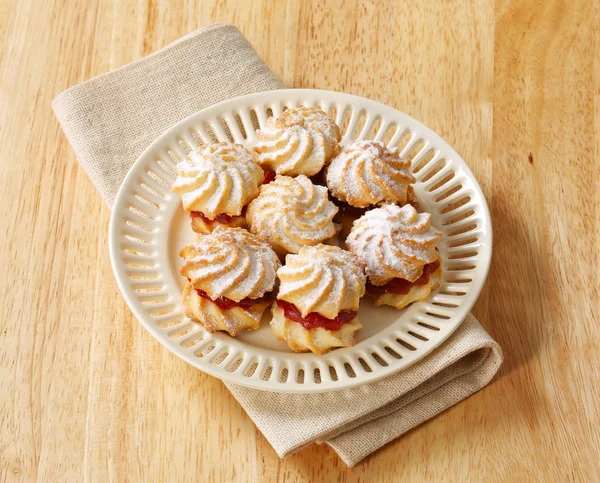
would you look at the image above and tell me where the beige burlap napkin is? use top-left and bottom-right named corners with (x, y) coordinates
top-left (53, 24), bottom-right (503, 466)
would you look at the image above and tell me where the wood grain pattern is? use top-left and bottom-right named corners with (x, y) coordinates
top-left (1, 0), bottom-right (599, 481)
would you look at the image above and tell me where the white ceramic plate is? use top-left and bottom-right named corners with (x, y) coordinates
top-left (109, 89), bottom-right (492, 393)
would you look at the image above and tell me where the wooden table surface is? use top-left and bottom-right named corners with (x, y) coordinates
top-left (2, 0), bottom-right (599, 481)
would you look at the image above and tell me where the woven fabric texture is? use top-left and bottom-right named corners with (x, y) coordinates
top-left (53, 24), bottom-right (503, 466)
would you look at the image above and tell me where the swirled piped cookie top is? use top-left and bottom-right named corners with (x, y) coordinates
top-left (253, 107), bottom-right (341, 176)
top-left (246, 175), bottom-right (338, 256)
top-left (277, 244), bottom-right (366, 319)
top-left (346, 204), bottom-right (441, 285)
top-left (326, 140), bottom-right (416, 208)
top-left (179, 227), bottom-right (280, 301)
top-left (171, 142), bottom-right (263, 218)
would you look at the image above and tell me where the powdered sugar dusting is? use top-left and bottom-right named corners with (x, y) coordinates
top-left (346, 204), bottom-right (441, 285)
top-left (180, 226), bottom-right (280, 301)
top-left (326, 140), bottom-right (415, 208)
top-left (246, 175), bottom-right (339, 256)
top-left (171, 142), bottom-right (263, 218)
top-left (254, 107), bottom-right (341, 176)
top-left (277, 245), bottom-right (366, 318)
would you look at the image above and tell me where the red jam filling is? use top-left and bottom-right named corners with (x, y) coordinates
top-left (195, 289), bottom-right (261, 310)
top-left (367, 260), bottom-right (441, 295)
top-left (190, 211), bottom-right (235, 225)
top-left (276, 300), bottom-right (357, 331)
top-left (262, 168), bottom-right (276, 184)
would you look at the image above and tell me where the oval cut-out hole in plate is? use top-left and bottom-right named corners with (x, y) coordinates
top-left (203, 123), bottom-right (219, 143)
top-left (384, 346), bottom-right (402, 359)
top-left (128, 272), bottom-right (160, 280)
top-left (426, 312), bottom-right (451, 320)
top-left (396, 339), bottom-right (417, 351)
top-left (181, 333), bottom-right (205, 348)
top-left (140, 295), bottom-right (170, 305)
top-left (439, 290), bottom-right (467, 297)
top-left (351, 109), bottom-right (368, 139)
top-left (124, 234), bottom-right (152, 245)
top-left (446, 264), bottom-right (476, 272)
top-left (432, 301), bottom-right (459, 308)
top-left (447, 250), bottom-right (478, 260)
top-left (379, 123), bottom-right (398, 145)
top-left (178, 138), bottom-right (192, 153)
top-left (391, 129), bottom-right (412, 150)
top-left (443, 211), bottom-right (476, 227)
top-left (364, 116), bottom-right (382, 139)
top-left (279, 368), bottom-right (289, 383)
top-left (158, 159), bottom-right (177, 176)
top-left (403, 139), bottom-right (425, 162)
top-left (126, 219), bottom-right (153, 232)
top-left (218, 118), bottom-right (235, 142)
top-left (196, 344), bottom-right (216, 358)
top-left (133, 198), bottom-right (160, 211)
top-left (447, 234), bottom-right (478, 247)
top-left (165, 151), bottom-right (179, 165)
top-left (128, 206), bottom-right (154, 220)
top-left (358, 358), bottom-right (372, 372)
top-left (371, 352), bottom-right (388, 367)
top-left (339, 107), bottom-right (352, 136)
top-left (249, 110), bottom-right (260, 130)
top-left (233, 113), bottom-right (247, 139)
top-left (328, 104), bottom-right (338, 123)
top-left (157, 317), bottom-right (185, 329)
top-left (147, 170), bottom-right (171, 188)
top-left (226, 358), bottom-right (242, 372)
top-left (125, 260), bottom-right (156, 269)
top-left (313, 368), bottom-right (322, 384)
top-left (440, 195), bottom-right (471, 215)
top-left (109, 89), bottom-right (491, 393)
top-left (435, 184), bottom-right (463, 202)
top-left (211, 351), bottom-right (229, 366)
top-left (262, 365), bottom-right (273, 381)
top-left (417, 322), bottom-right (440, 331)
top-left (408, 331), bottom-right (429, 341)
top-left (443, 277), bottom-right (473, 284)
top-left (148, 305), bottom-right (175, 317)
top-left (140, 182), bottom-right (165, 200)
top-left (125, 261), bottom-right (155, 270)
top-left (191, 129), bottom-right (204, 146)
top-left (168, 325), bottom-right (193, 339)
top-left (421, 160), bottom-right (446, 183)
top-left (428, 172), bottom-right (456, 192)
top-left (133, 284), bottom-right (163, 293)
top-left (124, 247), bottom-right (153, 257)
top-left (329, 366), bottom-right (339, 381)
top-left (412, 148), bottom-right (436, 174)
top-left (244, 361), bottom-right (259, 377)
top-left (344, 363), bottom-right (357, 378)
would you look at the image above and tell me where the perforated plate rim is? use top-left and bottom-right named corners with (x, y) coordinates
top-left (108, 89), bottom-right (492, 393)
